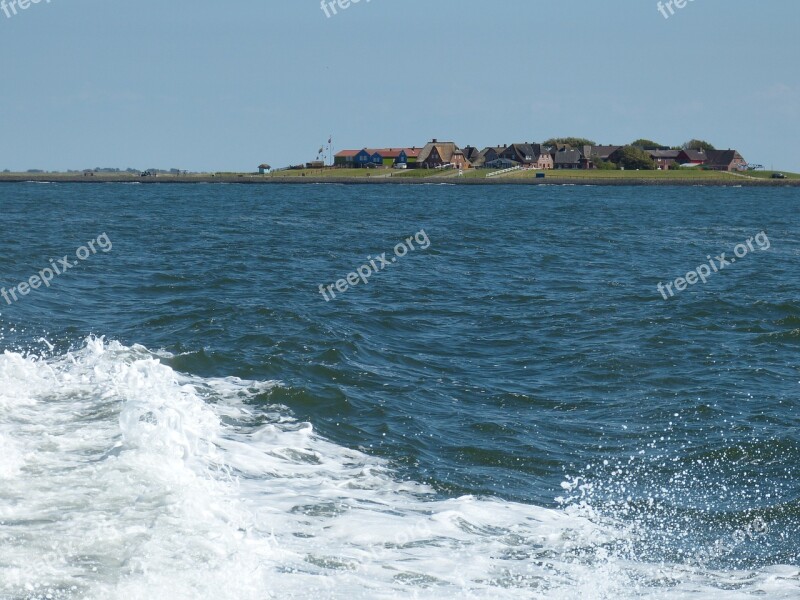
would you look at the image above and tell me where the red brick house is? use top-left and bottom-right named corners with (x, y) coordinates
top-left (703, 150), bottom-right (748, 171)
top-left (676, 149), bottom-right (708, 166)
top-left (649, 150), bottom-right (682, 170)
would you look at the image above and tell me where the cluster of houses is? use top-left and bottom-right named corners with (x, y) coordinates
top-left (332, 140), bottom-right (748, 171)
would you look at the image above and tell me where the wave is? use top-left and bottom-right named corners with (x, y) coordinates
top-left (0, 339), bottom-right (798, 599)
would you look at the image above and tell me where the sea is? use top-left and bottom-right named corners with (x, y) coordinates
top-left (0, 182), bottom-right (798, 599)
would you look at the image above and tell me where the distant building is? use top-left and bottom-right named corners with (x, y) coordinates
top-left (647, 150), bottom-right (681, 170)
top-left (676, 149), bottom-right (708, 166)
top-left (417, 139), bottom-right (471, 169)
top-left (372, 148), bottom-right (419, 168)
top-left (353, 149), bottom-right (384, 168)
top-left (404, 147), bottom-right (421, 167)
top-left (258, 164), bottom-right (271, 174)
top-left (500, 143), bottom-right (553, 169)
top-left (703, 150), bottom-right (748, 171)
top-left (334, 150), bottom-right (361, 167)
top-left (336, 147), bottom-right (421, 168)
top-left (480, 146), bottom-right (507, 165)
top-left (462, 146), bottom-right (484, 168)
top-left (553, 148), bottom-right (583, 169)
top-left (484, 158), bottom-right (518, 169)
top-left (583, 145), bottom-right (624, 167)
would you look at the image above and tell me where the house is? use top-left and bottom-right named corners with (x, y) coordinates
top-left (500, 143), bottom-right (534, 164)
top-left (370, 148), bottom-right (405, 167)
top-left (583, 145), bottom-right (624, 167)
top-left (417, 139), bottom-right (471, 169)
top-left (462, 146), bottom-right (484, 168)
top-left (353, 149), bottom-right (384, 168)
top-left (404, 147), bottom-right (421, 167)
top-left (480, 146), bottom-right (507, 165)
top-left (334, 150), bottom-right (361, 167)
top-left (500, 143), bottom-right (554, 169)
top-left (532, 148), bottom-right (554, 170)
top-left (703, 150), bottom-right (747, 171)
top-left (553, 148), bottom-right (583, 169)
top-left (484, 158), bottom-right (518, 169)
top-left (258, 164), bottom-right (271, 174)
top-left (372, 148), bottom-right (421, 168)
top-left (676, 149), bottom-right (708, 166)
top-left (549, 145), bottom-right (571, 160)
top-left (648, 150), bottom-right (681, 170)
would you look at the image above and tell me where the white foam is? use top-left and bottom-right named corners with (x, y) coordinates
top-left (0, 338), bottom-right (797, 599)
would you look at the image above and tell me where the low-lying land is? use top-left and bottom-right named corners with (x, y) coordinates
top-left (1, 169), bottom-right (798, 186)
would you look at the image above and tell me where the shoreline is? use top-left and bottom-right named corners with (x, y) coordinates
top-left (0, 174), bottom-right (798, 187)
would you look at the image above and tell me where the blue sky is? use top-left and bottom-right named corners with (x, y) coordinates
top-left (1, 0), bottom-right (798, 171)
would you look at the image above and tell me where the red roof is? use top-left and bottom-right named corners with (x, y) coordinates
top-left (367, 148), bottom-right (422, 158)
top-left (335, 150), bottom-right (362, 157)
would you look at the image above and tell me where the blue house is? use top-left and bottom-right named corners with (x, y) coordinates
top-left (354, 149), bottom-right (386, 168)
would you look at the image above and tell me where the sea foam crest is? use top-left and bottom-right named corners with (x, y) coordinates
top-left (0, 338), bottom-right (797, 600)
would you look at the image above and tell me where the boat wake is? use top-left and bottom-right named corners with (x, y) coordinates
top-left (0, 339), bottom-right (797, 599)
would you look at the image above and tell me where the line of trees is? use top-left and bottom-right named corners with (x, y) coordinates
top-left (629, 139), bottom-right (716, 152)
top-left (543, 138), bottom-right (715, 152)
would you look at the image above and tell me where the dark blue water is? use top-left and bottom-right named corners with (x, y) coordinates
top-left (1, 182), bottom-right (799, 591)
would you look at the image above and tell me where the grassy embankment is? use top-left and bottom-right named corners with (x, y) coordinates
top-left (264, 167), bottom-right (800, 182)
top-left (1, 168), bottom-right (797, 184)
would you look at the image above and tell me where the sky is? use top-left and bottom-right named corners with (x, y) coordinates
top-left (1, 0), bottom-right (798, 172)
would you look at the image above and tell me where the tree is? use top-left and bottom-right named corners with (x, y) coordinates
top-left (631, 139), bottom-right (666, 150)
top-left (683, 139), bottom-right (716, 152)
top-left (543, 137), bottom-right (596, 149)
top-left (594, 160), bottom-right (618, 170)
top-left (618, 146), bottom-right (656, 170)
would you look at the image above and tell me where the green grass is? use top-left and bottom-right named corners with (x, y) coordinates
top-left (392, 168), bottom-right (458, 178)
top-left (5, 168), bottom-right (797, 183)
top-left (735, 170), bottom-right (800, 180)
top-left (505, 169), bottom-right (739, 180)
top-left (266, 168), bottom-right (377, 178)
top-left (262, 168), bottom-right (800, 181)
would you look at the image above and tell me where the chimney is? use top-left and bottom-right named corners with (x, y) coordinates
top-left (432, 139), bottom-right (437, 143)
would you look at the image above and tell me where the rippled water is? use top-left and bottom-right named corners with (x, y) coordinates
top-left (0, 182), bottom-right (798, 598)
